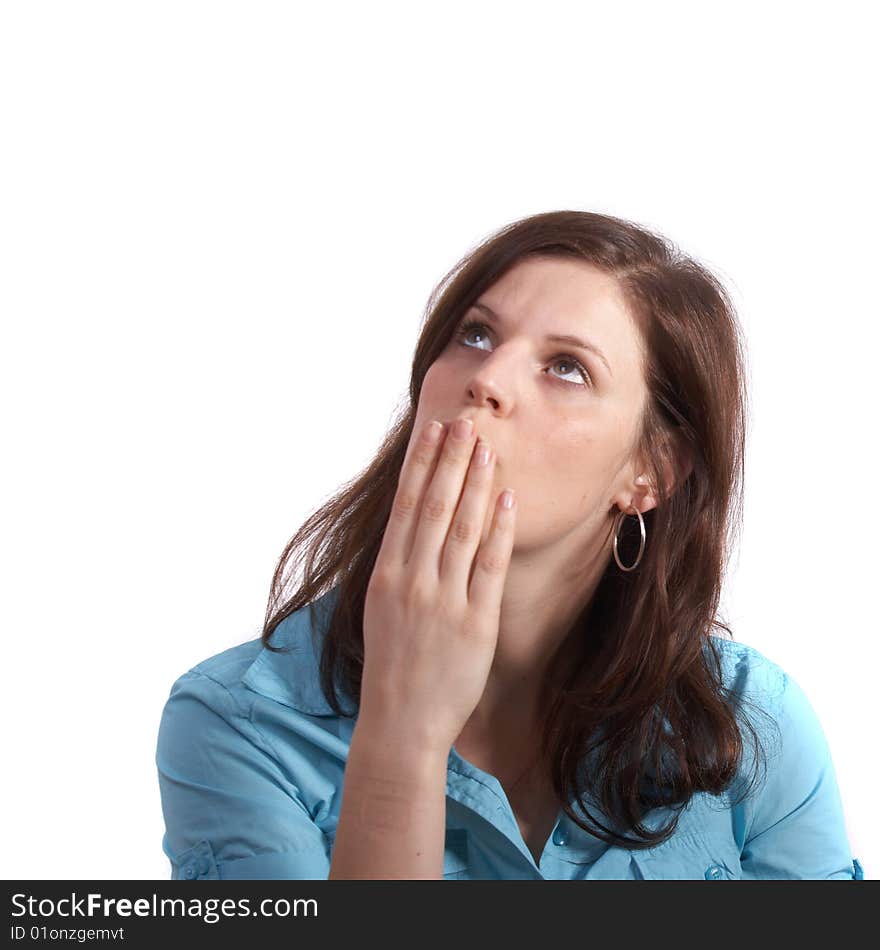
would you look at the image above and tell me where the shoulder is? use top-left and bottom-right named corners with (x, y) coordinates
top-left (706, 636), bottom-right (836, 790)
top-left (181, 638), bottom-right (265, 692)
top-left (705, 635), bottom-right (791, 718)
top-left (161, 586), bottom-right (347, 721)
top-left (704, 635), bottom-right (837, 780)
top-left (703, 642), bottom-right (855, 877)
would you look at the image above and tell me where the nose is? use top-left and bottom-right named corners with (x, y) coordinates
top-left (467, 371), bottom-right (507, 413)
top-left (465, 354), bottom-right (510, 416)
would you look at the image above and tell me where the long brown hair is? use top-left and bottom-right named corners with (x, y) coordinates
top-left (260, 209), bottom-right (770, 849)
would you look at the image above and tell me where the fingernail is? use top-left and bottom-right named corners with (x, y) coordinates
top-left (425, 420), bottom-right (443, 443)
top-left (453, 418), bottom-right (473, 440)
top-left (501, 489), bottom-right (515, 509)
top-left (475, 440), bottom-right (491, 467)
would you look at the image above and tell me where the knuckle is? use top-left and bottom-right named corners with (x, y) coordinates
top-left (392, 491), bottom-right (419, 520)
top-left (448, 517), bottom-right (477, 544)
top-left (440, 444), bottom-right (468, 467)
top-left (476, 550), bottom-right (507, 575)
top-left (405, 578), bottom-right (433, 608)
top-left (410, 445), bottom-right (435, 467)
top-left (368, 566), bottom-right (395, 593)
top-left (422, 495), bottom-right (449, 522)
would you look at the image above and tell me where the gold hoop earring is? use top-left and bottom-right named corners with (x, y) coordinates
top-left (613, 503), bottom-right (646, 572)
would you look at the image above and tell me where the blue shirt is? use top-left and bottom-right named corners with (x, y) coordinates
top-left (155, 589), bottom-right (864, 880)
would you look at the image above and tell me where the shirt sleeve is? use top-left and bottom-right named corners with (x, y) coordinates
top-left (739, 668), bottom-right (860, 880)
top-left (156, 669), bottom-right (332, 880)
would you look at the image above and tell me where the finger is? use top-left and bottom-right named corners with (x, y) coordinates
top-left (374, 418), bottom-right (447, 570)
top-left (438, 437), bottom-right (497, 590)
top-left (467, 487), bottom-right (516, 612)
top-left (408, 416), bottom-right (477, 575)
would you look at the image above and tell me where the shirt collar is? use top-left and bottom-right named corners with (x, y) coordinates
top-left (241, 585), bottom-right (346, 717)
top-left (239, 592), bottom-right (738, 723)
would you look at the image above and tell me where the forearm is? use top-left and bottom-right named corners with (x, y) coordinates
top-left (328, 714), bottom-right (450, 880)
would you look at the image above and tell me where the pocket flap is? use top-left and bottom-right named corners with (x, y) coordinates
top-left (630, 832), bottom-right (742, 880)
top-left (172, 839), bottom-right (220, 881)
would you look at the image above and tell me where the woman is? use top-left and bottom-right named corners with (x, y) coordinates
top-left (156, 209), bottom-right (862, 880)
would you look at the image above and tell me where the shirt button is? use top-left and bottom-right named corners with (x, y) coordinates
top-left (552, 824), bottom-right (569, 847)
top-left (704, 865), bottom-right (724, 880)
top-left (183, 865), bottom-right (196, 879)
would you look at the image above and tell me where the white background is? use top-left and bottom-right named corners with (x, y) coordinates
top-left (1, 1), bottom-right (876, 880)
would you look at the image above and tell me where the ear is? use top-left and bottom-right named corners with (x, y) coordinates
top-left (663, 425), bottom-right (694, 498)
top-left (631, 428), bottom-right (694, 514)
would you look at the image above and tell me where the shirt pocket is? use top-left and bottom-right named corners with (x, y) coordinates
top-left (169, 839), bottom-right (220, 881)
top-left (629, 831), bottom-right (743, 880)
top-left (442, 827), bottom-right (470, 880)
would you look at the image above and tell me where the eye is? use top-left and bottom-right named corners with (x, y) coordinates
top-left (453, 319), bottom-right (593, 388)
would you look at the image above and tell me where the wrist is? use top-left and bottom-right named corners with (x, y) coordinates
top-left (352, 703), bottom-right (453, 764)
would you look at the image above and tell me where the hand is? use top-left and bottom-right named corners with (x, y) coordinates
top-left (360, 416), bottom-right (517, 754)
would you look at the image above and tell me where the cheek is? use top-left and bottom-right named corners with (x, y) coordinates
top-left (413, 371), bottom-right (443, 425)
top-left (525, 431), bottom-right (607, 509)
top-left (538, 428), bottom-right (597, 473)
top-left (419, 360), bottom-right (457, 403)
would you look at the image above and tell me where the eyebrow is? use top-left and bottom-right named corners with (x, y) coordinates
top-left (469, 301), bottom-right (613, 377)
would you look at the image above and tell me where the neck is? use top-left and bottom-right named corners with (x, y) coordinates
top-left (465, 516), bottom-right (614, 736)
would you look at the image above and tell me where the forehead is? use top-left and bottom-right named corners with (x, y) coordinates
top-left (481, 256), bottom-right (645, 362)
top-left (487, 255), bottom-right (623, 311)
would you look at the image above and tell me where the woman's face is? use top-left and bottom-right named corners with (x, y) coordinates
top-left (415, 255), bottom-right (652, 555)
